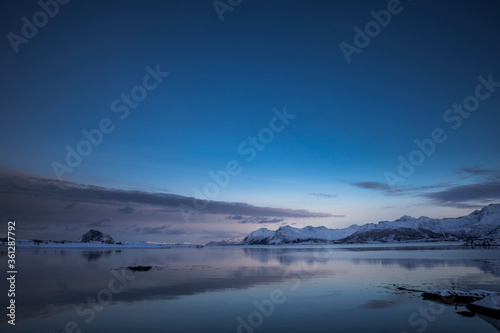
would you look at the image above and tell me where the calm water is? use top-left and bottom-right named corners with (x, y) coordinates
top-left (1, 243), bottom-right (500, 333)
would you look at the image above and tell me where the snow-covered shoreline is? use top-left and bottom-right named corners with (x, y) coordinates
top-left (0, 239), bottom-right (203, 249)
top-left (422, 289), bottom-right (500, 318)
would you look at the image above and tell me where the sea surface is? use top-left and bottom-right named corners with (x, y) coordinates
top-left (1, 242), bottom-right (500, 333)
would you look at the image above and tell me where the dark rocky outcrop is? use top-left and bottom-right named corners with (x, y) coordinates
top-left (79, 229), bottom-right (114, 243)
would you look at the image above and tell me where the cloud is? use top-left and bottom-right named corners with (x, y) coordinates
top-left (85, 219), bottom-right (112, 227)
top-left (415, 184), bottom-right (453, 190)
top-left (64, 202), bottom-right (77, 210)
top-left (199, 229), bottom-right (247, 239)
top-left (0, 172), bottom-right (333, 219)
top-left (351, 181), bottom-right (392, 191)
top-left (421, 181), bottom-right (500, 208)
top-left (134, 226), bottom-right (167, 234)
top-left (226, 215), bottom-right (285, 224)
top-left (457, 166), bottom-right (500, 183)
top-left (226, 215), bottom-right (245, 220)
top-left (117, 207), bottom-right (135, 214)
top-left (309, 193), bottom-right (337, 198)
top-left (418, 165), bottom-right (500, 207)
top-left (458, 166), bottom-right (500, 177)
top-left (23, 225), bottom-right (49, 231)
top-left (351, 167), bottom-right (500, 209)
top-left (352, 173), bottom-right (500, 208)
top-left (351, 181), bottom-right (450, 195)
top-left (134, 225), bottom-right (186, 235)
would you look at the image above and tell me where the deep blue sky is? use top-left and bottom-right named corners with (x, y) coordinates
top-left (1, 0), bottom-right (499, 243)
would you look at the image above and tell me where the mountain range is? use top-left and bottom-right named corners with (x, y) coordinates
top-left (209, 204), bottom-right (500, 245)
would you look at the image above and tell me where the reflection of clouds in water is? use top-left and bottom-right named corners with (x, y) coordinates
top-left (81, 250), bottom-right (113, 261)
top-left (13, 256), bottom-right (291, 321)
top-left (359, 298), bottom-right (405, 309)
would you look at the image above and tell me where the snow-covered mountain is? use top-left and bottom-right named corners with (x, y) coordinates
top-left (212, 204), bottom-right (500, 245)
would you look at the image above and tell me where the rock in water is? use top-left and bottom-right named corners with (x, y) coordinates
top-left (128, 265), bottom-right (152, 271)
top-left (79, 229), bottom-right (114, 243)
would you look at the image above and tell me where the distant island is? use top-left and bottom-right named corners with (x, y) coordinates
top-left (79, 229), bottom-right (115, 243)
top-left (0, 229), bottom-right (203, 248)
top-left (208, 204), bottom-right (500, 246)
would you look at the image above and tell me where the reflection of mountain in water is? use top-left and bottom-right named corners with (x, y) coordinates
top-left (243, 248), bottom-right (330, 266)
top-left (81, 250), bottom-right (114, 261)
top-left (477, 314), bottom-right (500, 331)
top-left (352, 258), bottom-right (500, 276)
top-left (9, 246), bottom-right (500, 329)
top-left (243, 248), bottom-right (500, 276)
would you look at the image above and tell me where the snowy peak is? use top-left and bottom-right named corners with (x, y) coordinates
top-left (241, 223), bottom-right (363, 245)
top-left (470, 204), bottom-right (500, 223)
top-left (395, 215), bottom-right (416, 222)
top-left (214, 204), bottom-right (500, 245)
top-left (243, 228), bottom-right (275, 245)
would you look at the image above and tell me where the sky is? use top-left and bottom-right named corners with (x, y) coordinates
top-left (1, 0), bottom-right (499, 243)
